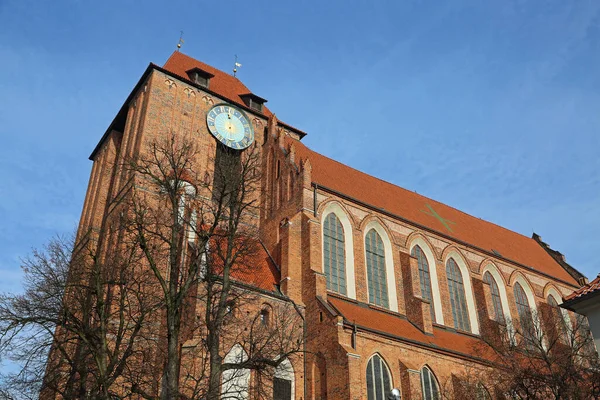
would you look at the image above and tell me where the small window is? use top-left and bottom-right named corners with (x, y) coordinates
top-left (240, 93), bottom-right (267, 113)
top-left (186, 67), bottom-right (214, 88)
top-left (249, 98), bottom-right (263, 112)
top-left (260, 308), bottom-right (270, 327)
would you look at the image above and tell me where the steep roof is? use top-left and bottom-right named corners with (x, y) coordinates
top-left (563, 274), bottom-right (600, 303)
top-left (164, 51), bottom-right (273, 117)
top-left (290, 138), bottom-right (579, 286)
top-left (163, 52), bottom-right (579, 287)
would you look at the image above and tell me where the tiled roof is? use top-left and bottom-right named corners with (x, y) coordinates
top-left (162, 52), bottom-right (579, 287)
top-left (328, 296), bottom-right (492, 361)
top-left (163, 51), bottom-right (274, 117)
top-left (563, 274), bottom-right (600, 302)
top-left (230, 250), bottom-right (280, 293)
top-left (290, 138), bottom-right (579, 286)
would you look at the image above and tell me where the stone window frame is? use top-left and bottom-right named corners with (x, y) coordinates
top-left (408, 237), bottom-right (444, 324)
top-left (362, 220), bottom-right (399, 312)
top-left (420, 365), bottom-right (440, 400)
top-left (443, 250), bottom-right (480, 334)
top-left (481, 263), bottom-right (513, 327)
top-left (446, 258), bottom-right (472, 332)
top-left (320, 202), bottom-right (356, 299)
top-left (366, 353), bottom-right (393, 400)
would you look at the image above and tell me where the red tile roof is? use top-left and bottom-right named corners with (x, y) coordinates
top-left (229, 250), bottom-right (280, 293)
top-left (328, 296), bottom-right (493, 362)
top-left (163, 51), bottom-right (274, 117)
top-left (564, 274), bottom-right (600, 302)
top-left (162, 52), bottom-right (579, 287)
top-left (290, 138), bottom-right (579, 286)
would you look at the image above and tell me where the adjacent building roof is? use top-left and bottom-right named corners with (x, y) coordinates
top-left (562, 274), bottom-right (600, 306)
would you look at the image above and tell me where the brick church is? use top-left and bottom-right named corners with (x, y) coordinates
top-left (75, 51), bottom-right (589, 399)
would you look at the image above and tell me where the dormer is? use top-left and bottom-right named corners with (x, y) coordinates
top-left (186, 67), bottom-right (214, 88)
top-left (240, 93), bottom-right (267, 113)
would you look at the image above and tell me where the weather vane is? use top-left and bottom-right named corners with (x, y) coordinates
top-left (233, 55), bottom-right (242, 77)
top-left (177, 31), bottom-right (184, 51)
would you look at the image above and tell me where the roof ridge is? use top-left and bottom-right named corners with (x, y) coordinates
top-left (291, 136), bottom-right (537, 243)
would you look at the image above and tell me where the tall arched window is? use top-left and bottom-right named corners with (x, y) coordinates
top-left (547, 295), bottom-right (568, 339)
top-left (365, 229), bottom-right (388, 308)
top-left (421, 366), bottom-right (440, 400)
top-left (446, 258), bottom-right (471, 332)
top-left (411, 245), bottom-right (435, 322)
top-left (323, 213), bottom-right (347, 295)
top-left (366, 354), bottom-right (392, 400)
top-left (514, 283), bottom-right (534, 338)
top-left (483, 271), bottom-right (504, 323)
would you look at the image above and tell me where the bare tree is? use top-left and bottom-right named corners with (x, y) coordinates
top-left (472, 306), bottom-right (600, 399)
top-left (124, 134), bottom-right (304, 400)
top-left (0, 224), bottom-right (159, 399)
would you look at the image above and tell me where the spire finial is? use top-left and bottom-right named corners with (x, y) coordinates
top-left (233, 55), bottom-right (242, 77)
top-left (177, 31), bottom-right (184, 51)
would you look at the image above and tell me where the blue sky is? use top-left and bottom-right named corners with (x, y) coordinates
top-left (1, 0), bottom-right (599, 296)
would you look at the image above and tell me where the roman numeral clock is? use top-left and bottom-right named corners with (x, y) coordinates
top-left (206, 104), bottom-right (254, 150)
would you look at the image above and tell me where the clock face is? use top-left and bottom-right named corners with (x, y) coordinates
top-left (206, 104), bottom-right (254, 150)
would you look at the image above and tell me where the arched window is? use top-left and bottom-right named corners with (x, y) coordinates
top-left (547, 295), bottom-right (568, 339)
top-left (365, 229), bottom-right (389, 308)
top-left (483, 271), bottom-right (505, 323)
top-left (260, 307), bottom-right (271, 327)
top-left (323, 213), bottom-right (347, 295)
top-left (446, 258), bottom-right (471, 332)
top-left (514, 283), bottom-right (534, 338)
top-left (420, 366), bottom-right (440, 400)
top-left (411, 245), bottom-right (435, 322)
top-left (273, 358), bottom-right (294, 400)
top-left (222, 344), bottom-right (250, 399)
top-left (475, 383), bottom-right (491, 400)
top-left (366, 354), bottom-right (392, 400)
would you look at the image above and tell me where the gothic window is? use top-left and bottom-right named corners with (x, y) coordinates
top-left (446, 258), bottom-right (471, 332)
top-left (420, 366), bottom-right (440, 400)
top-left (411, 245), bottom-right (435, 322)
top-left (260, 307), bottom-right (271, 327)
top-left (547, 295), bottom-right (568, 339)
top-left (483, 271), bottom-right (505, 323)
top-left (273, 358), bottom-right (294, 400)
top-left (475, 383), bottom-right (491, 400)
top-left (323, 213), bottom-right (347, 295)
top-left (514, 283), bottom-right (534, 339)
top-left (366, 354), bottom-right (392, 400)
top-left (365, 229), bottom-right (389, 308)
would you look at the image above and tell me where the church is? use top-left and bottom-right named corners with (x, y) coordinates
top-left (74, 51), bottom-right (589, 399)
